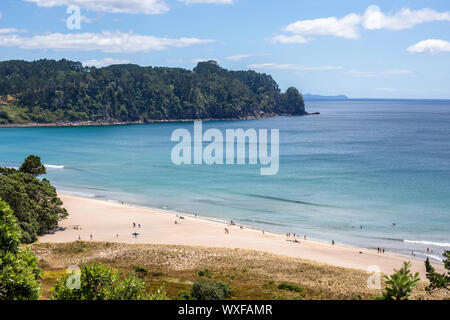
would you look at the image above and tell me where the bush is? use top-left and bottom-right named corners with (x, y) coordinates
top-left (51, 262), bottom-right (165, 300)
top-left (135, 266), bottom-right (148, 275)
top-left (277, 282), bottom-right (304, 293)
top-left (381, 262), bottom-right (420, 300)
top-left (425, 252), bottom-right (449, 292)
top-left (198, 268), bottom-right (212, 278)
top-left (0, 200), bottom-right (41, 300)
top-left (177, 290), bottom-right (194, 300)
top-left (0, 157), bottom-right (68, 243)
top-left (190, 280), bottom-right (232, 300)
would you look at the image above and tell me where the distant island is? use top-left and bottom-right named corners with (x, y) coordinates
top-left (303, 94), bottom-right (348, 101)
top-left (0, 59), bottom-right (306, 126)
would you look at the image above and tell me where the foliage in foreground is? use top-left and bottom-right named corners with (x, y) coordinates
top-left (425, 251), bottom-right (449, 292)
top-left (0, 156), bottom-right (68, 243)
top-left (0, 200), bottom-right (41, 300)
top-left (51, 262), bottom-right (166, 300)
top-left (380, 262), bottom-right (420, 300)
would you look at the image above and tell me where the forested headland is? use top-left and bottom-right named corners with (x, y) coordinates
top-left (0, 59), bottom-right (306, 125)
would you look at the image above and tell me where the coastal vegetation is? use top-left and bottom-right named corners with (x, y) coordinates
top-left (0, 59), bottom-right (305, 125)
top-left (31, 242), bottom-right (449, 300)
top-left (0, 200), bottom-right (41, 300)
top-left (0, 156), bottom-right (67, 243)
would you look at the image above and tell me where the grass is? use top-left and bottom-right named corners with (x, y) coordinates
top-left (30, 242), bottom-right (449, 300)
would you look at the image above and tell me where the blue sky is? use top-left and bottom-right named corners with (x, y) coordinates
top-left (0, 0), bottom-right (449, 98)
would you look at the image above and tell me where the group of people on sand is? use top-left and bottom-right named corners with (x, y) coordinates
top-left (132, 222), bottom-right (142, 228)
top-left (286, 233), bottom-right (306, 243)
top-left (377, 248), bottom-right (385, 254)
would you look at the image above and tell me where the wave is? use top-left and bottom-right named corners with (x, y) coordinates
top-left (45, 164), bottom-right (64, 169)
top-left (244, 193), bottom-right (335, 208)
top-left (58, 189), bottom-right (97, 198)
top-left (404, 239), bottom-right (450, 247)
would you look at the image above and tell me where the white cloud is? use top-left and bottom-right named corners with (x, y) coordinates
top-left (82, 57), bottom-right (131, 67)
top-left (169, 57), bottom-right (220, 63)
top-left (284, 13), bottom-right (362, 39)
top-left (249, 63), bottom-right (344, 72)
top-left (0, 31), bottom-right (214, 52)
top-left (269, 35), bottom-right (309, 44)
top-left (273, 5), bottom-right (450, 44)
top-left (24, 0), bottom-right (169, 15)
top-left (249, 62), bottom-right (414, 77)
top-left (180, 0), bottom-right (233, 4)
top-left (0, 28), bottom-right (27, 34)
top-left (407, 39), bottom-right (450, 54)
top-left (345, 69), bottom-right (414, 77)
top-left (224, 53), bottom-right (269, 61)
top-left (363, 5), bottom-right (450, 30)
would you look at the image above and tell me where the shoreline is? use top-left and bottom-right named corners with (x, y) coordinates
top-left (39, 193), bottom-right (446, 278)
top-left (0, 113), bottom-right (300, 128)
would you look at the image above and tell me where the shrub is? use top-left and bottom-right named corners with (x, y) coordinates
top-left (135, 266), bottom-right (148, 275)
top-left (198, 268), bottom-right (212, 278)
top-left (381, 262), bottom-right (420, 300)
top-left (177, 290), bottom-right (194, 300)
top-left (0, 200), bottom-right (41, 300)
top-left (51, 262), bottom-right (165, 300)
top-left (190, 280), bottom-right (232, 300)
top-left (277, 282), bottom-right (304, 293)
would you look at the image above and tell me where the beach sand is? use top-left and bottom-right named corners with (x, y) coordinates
top-left (38, 194), bottom-right (445, 277)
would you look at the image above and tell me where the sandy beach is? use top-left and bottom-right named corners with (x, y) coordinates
top-left (39, 194), bottom-right (445, 278)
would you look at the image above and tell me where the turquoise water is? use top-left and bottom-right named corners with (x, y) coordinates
top-left (1, 100), bottom-right (449, 261)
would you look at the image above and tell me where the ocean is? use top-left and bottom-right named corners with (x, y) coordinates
top-left (1, 99), bottom-right (449, 262)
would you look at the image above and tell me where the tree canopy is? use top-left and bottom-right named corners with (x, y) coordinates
top-left (0, 200), bottom-right (41, 300)
top-left (0, 59), bottom-right (305, 124)
top-left (0, 157), bottom-right (68, 243)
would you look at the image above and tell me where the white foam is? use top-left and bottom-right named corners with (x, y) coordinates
top-left (45, 164), bottom-right (64, 169)
top-left (404, 239), bottom-right (450, 247)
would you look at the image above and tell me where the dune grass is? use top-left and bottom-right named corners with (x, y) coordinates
top-left (31, 242), bottom-right (448, 300)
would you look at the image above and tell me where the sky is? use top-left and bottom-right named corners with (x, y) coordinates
top-left (0, 0), bottom-right (449, 99)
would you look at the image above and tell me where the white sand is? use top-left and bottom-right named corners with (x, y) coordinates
top-left (39, 194), bottom-right (445, 277)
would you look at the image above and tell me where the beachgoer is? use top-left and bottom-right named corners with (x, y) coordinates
top-left (331, 240), bottom-right (335, 246)
top-left (90, 234), bottom-right (92, 240)
top-left (304, 235), bottom-right (306, 240)
top-left (133, 222), bottom-right (136, 228)
top-left (175, 221), bottom-right (178, 224)
top-left (262, 230), bottom-right (265, 235)
top-left (138, 224), bottom-right (141, 228)
top-left (224, 228), bottom-right (229, 234)
top-left (78, 235), bottom-right (81, 240)
top-left (382, 248), bottom-right (385, 254)
top-left (116, 234), bottom-right (119, 238)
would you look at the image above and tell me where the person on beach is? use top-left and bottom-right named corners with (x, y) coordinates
top-left (90, 234), bottom-right (92, 240)
top-left (116, 234), bottom-right (119, 238)
top-left (133, 222), bottom-right (136, 228)
top-left (304, 235), bottom-right (306, 240)
top-left (175, 220), bottom-right (178, 224)
top-left (78, 235), bottom-right (81, 240)
top-left (331, 240), bottom-right (335, 246)
top-left (382, 248), bottom-right (385, 254)
top-left (138, 224), bottom-right (141, 228)
top-left (224, 228), bottom-right (229, 234)
top-left (262, 230), bottom-right (265, 235)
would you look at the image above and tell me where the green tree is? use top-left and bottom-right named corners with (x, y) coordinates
top-left (51, 262), bottom-right (165, 300)
top-left (424, 251), bottom-right (449, 292)
top-left (190, 280), bottom-right (232, 300)
top-left (19, 155), bottom-right (46, 177)
top-left (381, 262), bottom-right (420, 300)
top-left (0, 164), bottom-right (68, 243)
top-left (0, 200), bottom-right (41, 300)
